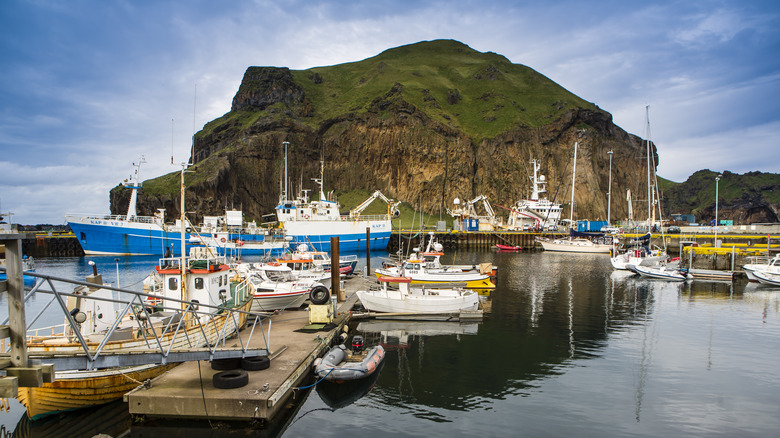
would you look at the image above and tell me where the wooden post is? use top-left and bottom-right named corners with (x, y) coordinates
top-left (365, 227), bottom-right (371, 277)
top-left (1, 234), bottom-right (28, 367)
top-left (330, 237), bottom-right (344, 302)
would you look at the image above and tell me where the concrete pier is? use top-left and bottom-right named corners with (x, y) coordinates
top-left (126, 277), bottom-right (372, 423)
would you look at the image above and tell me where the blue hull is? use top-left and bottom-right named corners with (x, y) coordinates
top-left (287, 231), bottom-right (391, 252)
top-left (67, 221), bottom-right (190, 256)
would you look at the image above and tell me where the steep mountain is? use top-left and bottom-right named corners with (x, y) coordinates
top-left (111, 39), bottom-right (662, 225)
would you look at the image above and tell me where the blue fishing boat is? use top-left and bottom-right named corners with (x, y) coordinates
top-left (66, 158), bottom-right (285, 256)
top-left (275, 148), bottom-right (399, 252)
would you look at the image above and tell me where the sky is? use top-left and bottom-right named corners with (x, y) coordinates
top-left (1, 0), bottom-right (778, 225)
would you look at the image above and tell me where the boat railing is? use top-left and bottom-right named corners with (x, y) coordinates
top-left (69, 213), bottom-right (161, 224)
top-left (339, 214), bottom-right (391, 222)
top-left (0, 267), bottom-right (272, 371)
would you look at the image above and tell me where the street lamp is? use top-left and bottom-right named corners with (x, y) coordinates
top-left (714, 174), bottom-right (722, 246)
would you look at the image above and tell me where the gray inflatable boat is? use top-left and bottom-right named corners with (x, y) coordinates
top-left (313, 343), bottom-right (385, 382)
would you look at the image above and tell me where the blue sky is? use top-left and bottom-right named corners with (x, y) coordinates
top-left (1, 0), bottom-right (778, 224)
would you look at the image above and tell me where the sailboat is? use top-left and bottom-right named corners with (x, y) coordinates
top-left (537, 141), bottom-right (612, 254)
top-left (612, 106), bottom-right (671, 270)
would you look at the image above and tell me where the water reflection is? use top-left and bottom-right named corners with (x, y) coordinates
top-left (5, 250), bottom-right (780, 437)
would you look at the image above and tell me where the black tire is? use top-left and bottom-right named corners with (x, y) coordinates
top-left (241, 356), bottom-right (270, 371)
top-left (210, 357), bottom-right (241, 370)
top-left (212, 369), bottom-right (249, 389)
top-left (309, 285), bottom-right (330, 305)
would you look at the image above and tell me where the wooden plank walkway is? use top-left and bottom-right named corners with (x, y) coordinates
top-left (125, 277), bottom-right (371, 422)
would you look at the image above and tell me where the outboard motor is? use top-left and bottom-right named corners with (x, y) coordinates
top-left (351, 335), bottom-right (364, 354)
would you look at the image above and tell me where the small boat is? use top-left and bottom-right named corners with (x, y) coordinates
top-left (313, 336), bottom-right (385, 382)
top-left (631, 263), bottom-right (687, 282)
top-left (753, 270), bottom-right (780, 287)
top-left (742, 254), bottom-right (780, 282)
top-left (610, 233), bottom-right (666, 270)
top-left (357, 276), bottom-right (480, 314)
top-left (236, 262), bottom-right (329, 311)
top-left (537, 234), bottom-right (612, 254)
top-left (0, 255), bottom-right (37, 288)
top-left (495, 244), bottom-right (522, 251)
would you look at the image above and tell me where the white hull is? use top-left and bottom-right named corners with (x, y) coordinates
top-left (610, 253), bottom-right (666, 270)
top-left (356, 288), bottom-right (479, 314)
top-left (539, 238), bottom-right (611, 254)
top-left (633, 264), bottom-right (686, 281)
top-left (753, 270), bottom-right (780, 286)
top-left (251, 289), bottom-right (309, 311)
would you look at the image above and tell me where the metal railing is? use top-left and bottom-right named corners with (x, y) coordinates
top-left (0, 267), bottom-right (271, 371)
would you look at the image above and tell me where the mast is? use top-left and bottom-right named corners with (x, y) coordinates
top-left (607, 150), bottom-right (613, 225)
top-left (179, 163), bottom-right (187, 307)
top-left (645, 105), bottom-right (652, 227)
top-left (283, 141), bottom-right (289, 202)
top-left (569, 141), bottom-right (578, 228)
top-left (125, 156), bottom-right (147, 219)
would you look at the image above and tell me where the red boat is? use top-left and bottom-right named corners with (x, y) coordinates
top-left (495, 244), bottom-right (522, 251)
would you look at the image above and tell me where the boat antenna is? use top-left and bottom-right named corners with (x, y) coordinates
top-left (171, 118), bottom-right (175, 165)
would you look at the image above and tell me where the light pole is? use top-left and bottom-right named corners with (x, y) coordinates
top-left (714, 174), bottom-right (722, 246)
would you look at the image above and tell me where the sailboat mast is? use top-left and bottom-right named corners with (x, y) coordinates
top-left (645, 105), bottom-right (652, 227)
top-left (283, 141), bottom-right (289, 202)
top-left (570, 141), bottom-right (578, 227)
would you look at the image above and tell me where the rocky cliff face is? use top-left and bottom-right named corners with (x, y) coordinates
top-left (111, 40), bottom-right (668, 226)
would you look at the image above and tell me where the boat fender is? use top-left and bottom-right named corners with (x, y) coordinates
top-left (309, 285), bottom-right (330, 305)
top-left (241, 356), bottom-right (270, 371)
top-left (338, 333), bottom-right (348, 344)
top-left (213, 369), bottom-right (249, 389)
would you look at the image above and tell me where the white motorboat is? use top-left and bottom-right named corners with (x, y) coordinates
top-left (631, 263), bottom-right (688, 282)
top-left (753, 270), bottom-right (780, 287)
top-left (610, 234), bottom-right (667, 270)
top-left (742, 254), bottom-right (780, 282)
top-left (236, 262), bottom-right (329, 311)
top-left (357, 276), bottom-right (480, 314)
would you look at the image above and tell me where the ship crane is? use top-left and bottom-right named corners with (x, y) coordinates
top-left (349, 190), bottom-right (402, 218)
top-left (447, 194), bottom-right (496, 219)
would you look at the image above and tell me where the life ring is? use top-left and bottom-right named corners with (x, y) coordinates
top-left (303, 214), bottom-right (310, 220)
top-left (185, 227), bottom-right (193, 233)
top-left (220, 237), bottom-right (226, 243)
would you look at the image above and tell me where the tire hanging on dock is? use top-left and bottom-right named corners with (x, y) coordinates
top-left (309, 285), bottom-right (330, 305)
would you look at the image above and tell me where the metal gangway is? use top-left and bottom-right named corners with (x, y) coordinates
top-left (0, 233), bottom-right (271, 397)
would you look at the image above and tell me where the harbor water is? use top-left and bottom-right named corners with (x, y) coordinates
top-left (2, 250), bottom-right (780, 437)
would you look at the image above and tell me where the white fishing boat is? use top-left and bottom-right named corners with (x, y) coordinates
top-left (235, 262), bottom-right (329, 311)
top-left (505, 159), bottom-right (563, 231)
top-left (357, 276), bottom-right (480, 313)
top-left (279, 243), bottom-right (358, 276)
top-left (16, 247), bottom-right (254, 419)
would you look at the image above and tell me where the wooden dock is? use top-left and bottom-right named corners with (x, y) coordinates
top-left (126, 277), bottom-right (368, 423)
